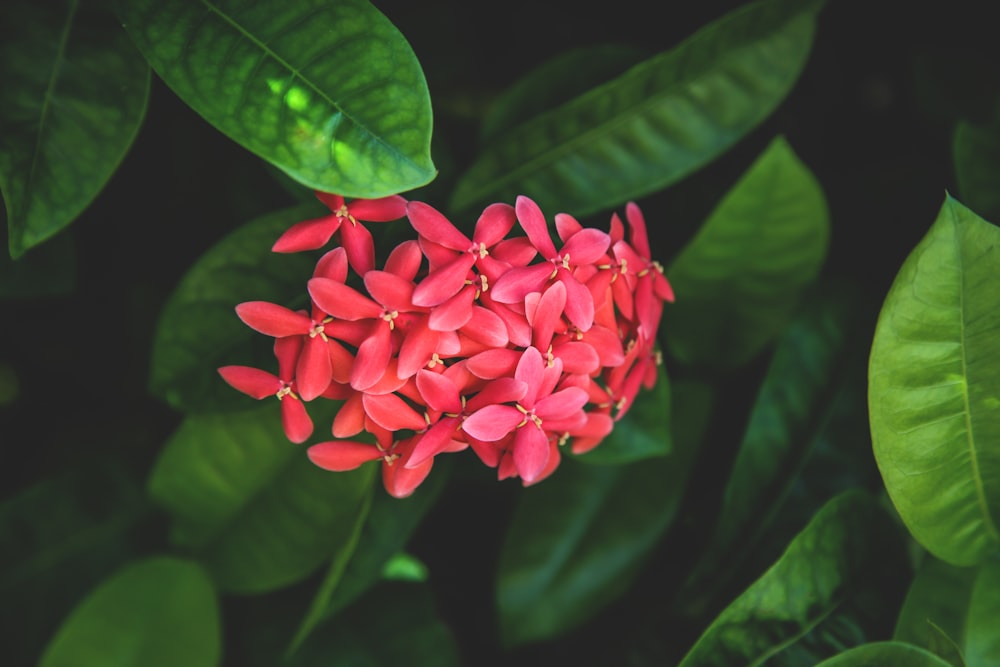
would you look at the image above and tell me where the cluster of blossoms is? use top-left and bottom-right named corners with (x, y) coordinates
top-left (218, 191), bottom-right (673, 497)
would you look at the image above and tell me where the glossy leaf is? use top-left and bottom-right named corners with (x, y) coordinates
top-left (498, 380), bottom-right (710, 647)
top-left (665, 135), bottom-right (829, 368)
top-left (149, 203), bottom-right (320, 413)
top-left (117, 0), bottom-right (435, 196)
top-left (677, 490), bottom-right (907, 667)
top-left (0, 0), bottom-right (149, 258)
top-left (450, 0), bottom-right (823, 216)
top-left (287, 582), bottom-right (460, 667)
top-left (812, 642), bottom-right (954, 667)
top-left (953, 114), bottom-right (1000, 223)
top-left (869, 195), bottom-right (1000, 566)
top-left (480, 43), bottom-right (646, 143)
top-left (572, 364), bottom-right (672, 465)
top-left (148, 405), bottom-right (375, 594)
top-left (39, 557), bottom-right (220, 667)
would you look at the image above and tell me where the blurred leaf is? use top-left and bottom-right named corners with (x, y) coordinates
top-left (0, 360), bottom-right (18, 406)
top-left (571, 364), bottom-right (672, 465)
top-left (450, 0), bottom-right (823, 216)
top-left (149, 203), bottom-right (321, 413)
top-left (895, 556), bottom-right (1000, 667)
top-left (498, 377), bottom-right (708, 649)
top-left (665, 135), bottom-right (829, 368)
top-left (0, 0), bottom-right (149, 258)
top-left (869, 194), bottom-right (1000, 566)
top-left (118, 0), bottom-right (435, 197)
top-left (38, 557), bottom-right (220, 667)
top-left (676, 285), bottom-right (854, 611)
top-left (0, 231), bottom-right (75, 299)
top-left (381, 552), bottom-right (429, 582)
top-left (480, 43), bottom-right (647, 143)
top-left (0, 462), bottom-right (148, 666)
top-left (677, 490), bottom-right (907, 667)
top-left (287, 581), bottom-right (460, 667)
top-left (812, 642), bottom-right (954, 667)
top-left (953, 114), bottom-right (1000, 223)
top-left (148, 405), bottom-right (375, 594)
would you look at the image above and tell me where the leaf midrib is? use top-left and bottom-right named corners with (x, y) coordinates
top-left (952, 206), bottom-right (1000, 546)
top-left (196, 0), bottom-right (423, 173)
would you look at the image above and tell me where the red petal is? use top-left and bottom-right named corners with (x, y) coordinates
top-left (579, 325), bottom-right (625, 367)
top-left (406, 417), bottom-right (461, 468)
top-left (428, 285), bottom-right (475, 331)
top-left (460, 305), bottom-right (508, 347)
top-left (274, 336), bottom-right (304, 381)
top-left (382, 452), bottom-right (433, 498)
top-left (472, 202), bottom-right (516, 248)
top-left (416, 370), bottom-right (462, 413)
top-left (397, 317), bottom-right (441, 379)
top-left (625, 202), bottom-right (652, 259)
top-left (385, 240), bottom-right (423, 282)
top-left (513, 425), bottom-right (550, 483)
top-left (315, 192), bottom-right (346, 211)
top-left (313, 247), bottom-right (348, 282)
top-left (327, 339), bottom-right (354, 385)
top-left (340, 218), bottom-right (376, 275)
top-left (280, 396), bottom-right (313, 443)
top-left (363, 359), bottom-right (408, 395)
top-left (491, 237), bottom-right (537, 267)
top-left (530, 281), bottom-right (567, 350)
top-left (559, 273), bottom-right (595, 332)
top-left (554, 212), bottom-right (583, 244)
top-left (561, 228), bottom-right (611, 266)
top-left (308, 440), bottom-right (382, 471)
top-left (295, 335), bottom-right (333, 401)
top-left (348, 195), bottom-right (407, 222)
top-left (571, 412), bottom-right (614, 455)
top-left (466, 348), bottom-right (520, 379)
top-left (535, 387), bottom-right (589, 421)
top-left (515, 346), bottom-right (545, 406)
top-left (514, 195), bottom-right (557, 258)
top-left (217, 366), bottom-right (280, 399)
top-left (407, 201), bottom-right (469, 250)
top-left (363, 393), bottom-right (427, 432)
top-left (236, 302), bottom-right (310, 337)
top-left (308, 278), bottom-right (382, 320)
top-left (333, 393), bottom-right (366, 437)
top-left (462, 405), bottom-right (523, 441)
top-left (551, 340), bottom-right (600, 374)
top-left (608, 211), bottom-right (625, 243)
top-left (525, 439), bottom-right (562, 486)
top-left (351, 322), bottom-right (392, 390)
top-left (364, 270), bottom-right (415, 312)
top-left (490, 263), bottom-right (553, 304)
top-left (413, 254), bottom-right (475, 308)
top-left (272, 216), bottom-right (339, 253)
top-left (465, 377), bottom-right (528, 411)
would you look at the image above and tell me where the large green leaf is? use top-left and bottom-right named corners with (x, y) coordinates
top-left (0, 462), bottom-right (148, 667)
top-left (148, 405), bottom-right (375, 594)
top-left (571, 363), bottom-right (672, 465)
top-left (953, 114), bottom-right (1000, 224)
top-left (869, 194), bottom-right (1000, 566)
top-left (117, 0), bottom-right (435, 196)
top-left (0, 0), bottom-right (149, 258)
top-left (38, 557), bottom-right (220, 667)
top-left (149, 203), bottom-right (321, 413)
top-left (812, 642), bottom-right (954, 667)
top-left (895, 556), bottom-right (1000, 667)
top-left (677, 490), bottom-right (907, 667)
top-left (497, 379), bottom-right (710, 647)
top-left (449, 0), bottom-right (823, 216)
top-left (665, 135), bottom-right (829, 368)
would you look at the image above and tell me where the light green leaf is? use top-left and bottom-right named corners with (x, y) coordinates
top-left (677, 490), bottom-right (907, 667)
top-left (117, 0), bottom-right (435, 197)
top-left (869, 194), bottom-right (1000, 566)
top-left (450, 0), bottom-right (823, 216)
top-left (149, 203), bottom-right (321, 413)
top-left (812, 642), bottom-right (954, 667)
top-left (498, 380), bottom-right (710, 647)
top-left (0, 0), bottom-right (149, 258)
top-left (953, 114), bottom-right (1000, 225)
top-left (665, 135), bottom-right (829, 368)
top-left (148, 405), bottom-right (375, 594)
top-left (381, 552), bottom-right (429, 582)
top-left (39, 557), bottom-right (220, 667)
top-left (571, 363), bottom-right (672, 465)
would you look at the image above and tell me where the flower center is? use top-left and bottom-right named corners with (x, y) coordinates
top-left (334, 205), bottom-right (358, 227)
top-left (515, 403), bottom-right (544, 429)
top-left (381, 310), bottom-right (399, 329)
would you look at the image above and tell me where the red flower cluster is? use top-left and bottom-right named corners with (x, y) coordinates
top-left (219, 192), bottom-right (673, 497)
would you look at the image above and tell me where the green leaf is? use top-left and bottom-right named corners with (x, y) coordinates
top-left (381, 552), bottom-right (429, 582)
top-left (148, 405), bottom-right (375, 594)
top-left (677, 490), bottom-right (907, 667)
top-left (665, 135), bottom-right (829, 368)
top-left (869, 194), bottom-right (1000, 566)
top-left (287, 581), bottom-right (460, 667)
top-left (571, 363), bottom-right (672, 465)
top-left (450, 0), bottom-right (823, 216)
top-left (149, 203), bottom-right (321, 413)
top-left (39, 557), bottom-right (220, 667)
top-left (0, 462), bottom-right (148, 666)
top-left (480, 43), bottom-right (647, 143)
top-left (676, 285), bottom-right (855, 610)
top-left (813, 642), bottom-right (954, 667)
top-left (0, 0), bottom-right (149, 258)
top-left (953, 114), bottom-right (1000, 224)
top-left (117, 0), bottom-right (435, 197)
top-left (498, 379), bottom-right (709, 649)
top-left (895, 556), bottom-right (1000, 667)
top-left (0, 230), bottom-right (75, 299)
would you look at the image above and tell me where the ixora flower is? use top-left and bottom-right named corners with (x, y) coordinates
top-left (221, 192), bottom-right (673, 498)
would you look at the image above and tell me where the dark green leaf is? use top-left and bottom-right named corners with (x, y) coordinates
top-left (480, 43), bottom-right (647, 143)
top-left (0, 230), bottom-right (75, 299)
top-left (953, 114), bottom-right (1000, 224)
top-left (450, 0), bottom-right (823, 216)
top-left (571, 363), bottom-right (672, 465)
top-left (665, 135), bottom-right (829, 368)
top-left (287, 581), bottom-right (460, 667)
top-left (148, 405), bottom-right (375, 594)
top-left (812, 642), bottom-right (953, 667)
top-left (149, 203), bottom-right (321, 413)
top-left (869, 194), bottom-right (1000, 566)
top-left (0, 0), bottom-right (149, 258)
top-left (118, 0), bottom-right (435, 196)
top-left (677, 491), bottom-right (907, 667)
top-left (38, 557), bottom-right (220, 667)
